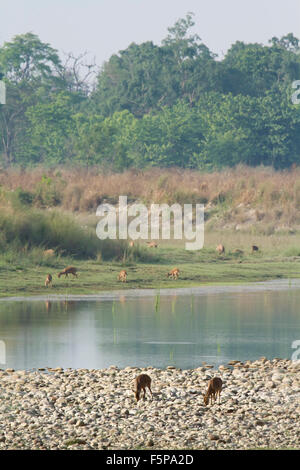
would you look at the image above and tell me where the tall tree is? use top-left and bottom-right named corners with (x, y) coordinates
top-left (0, 33), bottom-right (62, 165)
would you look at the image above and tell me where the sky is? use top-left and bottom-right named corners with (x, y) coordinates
top-left (1, 0), bottom-right (300, 67)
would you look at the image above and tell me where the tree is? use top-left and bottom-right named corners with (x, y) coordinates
top-left (0, 33), bottom-right (62, 165)
top-left (93, 13), bottom-right (218, 117)
top-left (221, 38), bottom-right (300, 96)
top-left (25, 92), bottom-right (75, 165)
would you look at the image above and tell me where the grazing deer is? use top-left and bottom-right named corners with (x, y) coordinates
top-left (216, 244), bottom-right (225, 255)
top-left (167, 268), bottom-right (180, 280)
top-left (43, 249), bottom-right (55, 257)
top-left (134, 374), bottom-right (153, 402)
top-left (45, 274), bottom-right (52, 287)
top-left (58, 266), bottom-right (78, 278)
top-left (203, 377), bottom-right (223, 406)
top-left (147, 241), bottom-right (158, 248)
top-left (251, 245), bottom-right (259, 253)
top-left (118, 270), bottom-right (127, 282)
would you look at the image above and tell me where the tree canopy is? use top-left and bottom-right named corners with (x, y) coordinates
top-left (1, 16), bottom-right (300, 170)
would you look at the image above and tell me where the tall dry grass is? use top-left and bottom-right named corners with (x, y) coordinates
top-left (0, 165), bottom-right (299, 229)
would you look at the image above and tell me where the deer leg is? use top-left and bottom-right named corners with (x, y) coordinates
top-left (148, 386), bottom-right (153, 398)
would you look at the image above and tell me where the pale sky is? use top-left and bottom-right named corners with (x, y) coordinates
top-left (1, 0), bottom-right (300, 67)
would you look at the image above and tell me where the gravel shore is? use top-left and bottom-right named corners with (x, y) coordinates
top-left (0, 358), bottom-right (299, 450)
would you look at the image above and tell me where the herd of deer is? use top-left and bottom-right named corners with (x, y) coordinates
top-left (44, 266), bottom-right (78, 287)
top-left (44, 242), bottom-right (259, 287)
top-left (216, 244), bottom-right (259, 255)
top-left (134, 373), bottom-right (222, 406)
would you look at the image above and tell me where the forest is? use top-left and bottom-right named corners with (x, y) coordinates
top-left (0, 13), bottom-right (300, 171)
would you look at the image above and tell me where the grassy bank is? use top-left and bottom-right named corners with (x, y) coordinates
top-left (0, 165), bottom-right (300, 297)
top-left (0, 241), bottom-right (300, 298)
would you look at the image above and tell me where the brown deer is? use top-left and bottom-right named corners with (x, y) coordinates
top-left (233, 249), bottom-right (243, 254)
top-left (216, 244), bottom-right (225, 255)
top-left (118, 270), bottom-right (127, 282)
top-left (167, 268), bottom-right (180, 280)
top-left (251, 245), bottom-right (259, 253)
top-left (45, 274), bottom-right (52, 287)
top-left (203, 377), bottom-right (223, 406)
top-left (147, 241), bottom-right (158, 248)
top-left (58, 266), bottom-right (78, 278)
top-left (43, 249), bottom-right (55, 257)
top-left (134, 374), bottom-right (153, 402)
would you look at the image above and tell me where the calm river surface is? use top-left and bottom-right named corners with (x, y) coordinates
top-left (0, 280), bottom-right (299, 370)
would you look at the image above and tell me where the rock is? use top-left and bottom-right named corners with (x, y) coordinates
top-left (0, 360), bottom-right (298, 450)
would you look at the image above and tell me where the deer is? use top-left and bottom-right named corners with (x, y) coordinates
top-left (147, 241), bottom-right (158, 248)
top-left (251, 245), bottom-right (259, 253)
top-left (57, 266), bottom-right (78, 278)
top-left (45, 274), bottom-right (52, 287)
top-left (167, 268), bottom-right (180, 280)
top-left (233, 249), bottom-right (244, 255)
top-left (203, 377), bottom-right (223, 406)
top-left (118, 270), bottom-right (127, 282)
top-left (129, 241), bottom-right (135, 247)
top-left (134, 374), bottom-right (153, 402)
top-left (216, 244), bottom-right (225, 255)
top-left (43, 249), bottom-right (55, 257)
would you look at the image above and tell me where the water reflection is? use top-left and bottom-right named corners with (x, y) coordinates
top-left (0, 288), bottom-right (299, 370)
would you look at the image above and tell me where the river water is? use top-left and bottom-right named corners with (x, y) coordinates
top-left (0, 279), bottom-right (299, 370)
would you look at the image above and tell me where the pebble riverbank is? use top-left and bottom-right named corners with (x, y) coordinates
top-left (0, 358), bottom-right (299, 450)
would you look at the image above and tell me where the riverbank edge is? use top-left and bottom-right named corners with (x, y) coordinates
top-left (0, 277), bottom-right (300, 302)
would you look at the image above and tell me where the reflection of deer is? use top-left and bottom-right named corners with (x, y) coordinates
top-left (118, 270), bottom-right (127, 282)
top-left (167, 268), bottom-right (180, 280)
top-left (203, 377), bottom-right (222, 406)
top-left (45, 300), bottom-right (52, 312)
top-left (134, 374), bottom-right (153, 402)
top-left (58, 266), bottom-right (78, 278)
top-left (129, 241), bottom-right (134, 247)
top-left (45, 274), bottom-right (52, 287)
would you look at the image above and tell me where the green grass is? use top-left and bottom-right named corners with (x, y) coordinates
top-left (0, 243), bottom-right (299, 298)
top-left (0, 198), bottom-right (299, 298)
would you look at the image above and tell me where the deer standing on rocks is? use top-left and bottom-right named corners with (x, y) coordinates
top-left (203, 377), bottom-right (222, 405)
top-left (134, 374), bottom-right (153, 402)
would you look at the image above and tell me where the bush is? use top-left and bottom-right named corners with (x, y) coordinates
top-left (0, 205), bottom-right (124, 260)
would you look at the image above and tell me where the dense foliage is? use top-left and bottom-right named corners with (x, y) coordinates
top-left (1, 14), bottom-right (300, 170)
